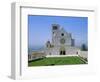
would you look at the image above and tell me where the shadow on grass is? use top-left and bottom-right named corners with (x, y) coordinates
top-left (45, 64), bottom-right (55, 66)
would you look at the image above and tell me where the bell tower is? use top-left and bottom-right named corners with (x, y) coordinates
top-left (52, 24), bottom-right (60, 46)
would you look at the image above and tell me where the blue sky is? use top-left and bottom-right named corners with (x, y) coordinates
top-left (28, 15), bottom-right (88, 50)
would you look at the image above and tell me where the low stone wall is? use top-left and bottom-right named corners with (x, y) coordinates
top-left (79, 51), bottom-right (88, 58)
top-left (46, 54), bottom-right (78, 57)
top-left (28, 51), bottom-right (46, 61)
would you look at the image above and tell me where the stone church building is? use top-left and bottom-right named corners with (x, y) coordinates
top-left (45, 24), bottom-right (80, 55)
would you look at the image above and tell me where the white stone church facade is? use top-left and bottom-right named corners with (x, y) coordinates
top-left (45, 24), bottom-right (80, 56)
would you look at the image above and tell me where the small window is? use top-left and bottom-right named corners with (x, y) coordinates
top-left (61, 33), bottom-right (64, 36)
top-left (53, 26), bottom-right (58, 30)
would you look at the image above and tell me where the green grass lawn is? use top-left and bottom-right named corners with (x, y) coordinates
top-left (28, 56), bottom-right (87, 66)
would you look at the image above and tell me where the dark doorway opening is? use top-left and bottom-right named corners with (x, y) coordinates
top-left (60, 51), bottom-right (66, 55)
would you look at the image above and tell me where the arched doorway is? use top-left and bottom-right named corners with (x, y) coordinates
top-left (59, 47), bottom-right (66, 55)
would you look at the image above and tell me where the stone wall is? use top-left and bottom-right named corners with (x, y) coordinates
top-left (28, 51), bottom-right (46, 61)
top-left (79, 51), bottom-right (88, 58)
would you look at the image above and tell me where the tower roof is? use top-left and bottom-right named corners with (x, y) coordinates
top-left (52, 24), bottom-right (60, 26)
top-left (47, 41), bottom-right (50, 43)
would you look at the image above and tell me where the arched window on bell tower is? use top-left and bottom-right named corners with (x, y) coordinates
top-left (46, 41), bottom-right (51, 48)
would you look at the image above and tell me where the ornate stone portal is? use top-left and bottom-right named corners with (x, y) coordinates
top-left (45, 24), bottom-right (80, 55)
